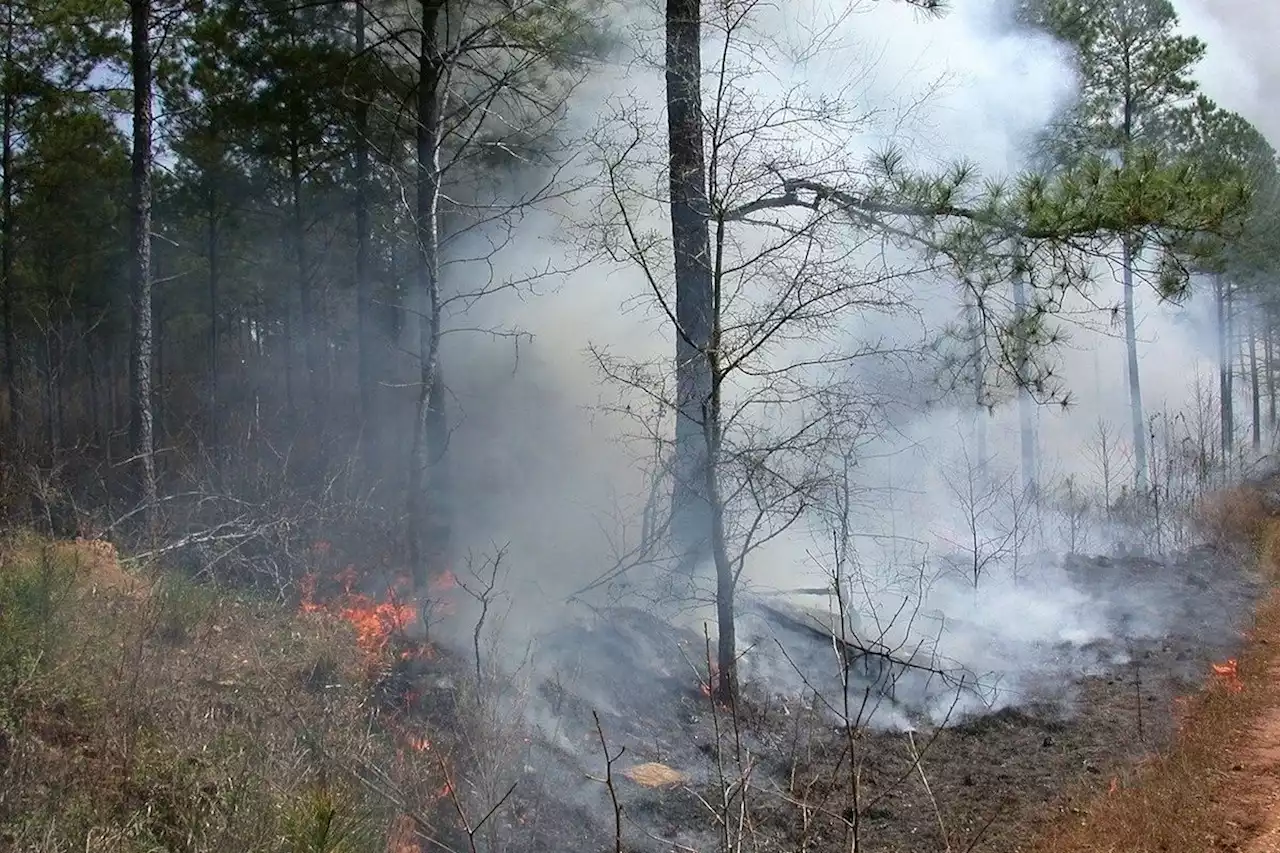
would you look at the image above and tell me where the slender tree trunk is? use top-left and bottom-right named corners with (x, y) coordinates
top-left (54, 324), bottom-right (65, 449)
top-left (1216, 274), bottom-right (1230, 465)
top-left (88, 337), bottom-right (102, 448)
top-left (1, 4), bottom-right (16, 438)
top-left (280, 232), bottom-right (295, 416)
top-left (666, 0), bottom-right (715, 570)
top-left (705, 372), bottom-right (736, 704)
top-left (154, 289), bottom-right (165, 451)
top-left (408, 0), bottom-right (447, 592)
top-left (1011, 246), bottom-right (1036, 497)
top-left (1122, 238), bottom-right (1147, 494)
top-left (1266, 309), bottom-right (1276, 438)
top-left (129, 0), bottom-right (158, 532)
top-left (289, 138), bottom-right (323, 412)
top-left (39, 333), bottom-right (52, 453)
top-left (1251, 306), bottom-right (1261, 452)
top-left (355, 0), bottom-right (374, 455)
top-left (207, 203), bottom-right (220, 451)
top-left (967, 294), bottom-right (986, 482)
top-left (105, 336), bottom-right (118, 450)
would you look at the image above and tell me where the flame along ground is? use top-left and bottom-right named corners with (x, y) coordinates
top-left (296, 555), bottom-right (460, 849)
top-left (298, 559), bottom-right (458, 658)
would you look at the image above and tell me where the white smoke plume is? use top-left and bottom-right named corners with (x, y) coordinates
top-left (432, 0), bottom-right (1262, 724)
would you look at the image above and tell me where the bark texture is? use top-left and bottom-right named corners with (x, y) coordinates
top-left (129, 0), bottom-right (158, 532)
top-left (665, 0), bottom-right (715, 571)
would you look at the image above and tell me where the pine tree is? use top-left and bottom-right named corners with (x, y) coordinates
top-left (1023, 0), bottom-right (1208, 494)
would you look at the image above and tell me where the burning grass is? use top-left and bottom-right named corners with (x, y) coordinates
top-left (0, 533), bottom-right (458, 853)
top-left (1031, 490), bottom-right (1280, 853)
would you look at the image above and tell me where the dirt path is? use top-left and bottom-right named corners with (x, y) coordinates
top-left (1239, 658), bottom-right (1280, 853)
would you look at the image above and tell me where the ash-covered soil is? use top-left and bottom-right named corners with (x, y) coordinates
top-left (408, 541), bottom-right (1264, 853)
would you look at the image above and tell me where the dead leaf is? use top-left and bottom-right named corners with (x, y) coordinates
top-left (621, 762), bottom-right (686, 788)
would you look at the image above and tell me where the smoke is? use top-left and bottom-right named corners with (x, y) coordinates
top-left (429, 0), bottom-right (1259, 728)
top-left (1172, 0), bottom-right (1280, 143)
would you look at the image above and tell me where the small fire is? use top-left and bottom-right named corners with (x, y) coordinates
top-left (297, 571), bottom-right (421, 657)
top-left (338, 595), bottom-right (417, 656)
top-left (700, 663), bottom-right (719, 698)
top-left (1108, 777), bottom-right (1118, 795)
top-left (1212, 658), bottom-right (1243, 694)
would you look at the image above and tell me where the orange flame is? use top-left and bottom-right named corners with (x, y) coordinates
top-left (1108, 777), bottom-right (1118, 795)
top-left (296, 571), bottom-right (420, 657)
top-left (1212, 658), bottom-right (1243, 694)
top-left (338, 595), bottom-right (418, 656)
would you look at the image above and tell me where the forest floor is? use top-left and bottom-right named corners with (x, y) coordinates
top-left (2, 486), bottom-right (1280, 852)
top-left (1030, 485), bottom-right (1280, 853)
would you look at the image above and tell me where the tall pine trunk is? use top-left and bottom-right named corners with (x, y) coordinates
top-left (1217, 275), bottom-right (1233, 464)
top-left (1250, 306), bottom-right (1261, 452)
top-left (408, 0), bottom-right (447, 592)
top-left (666, 0), bottom-right (715, 571)
top-left (129, 0), bottom-right (157, 533)
top-left (1, 3), bottom-right (15, 439)
top-left (355, 0), bottom-right (374, 459)
top-left (1011, 246), bottom-right (1036, 497)
top-left (288, 138), bottom-right (321, 412)
top-left (206, 199), bottom-right (220, 451)
top-left (1266, 310), bottom-right (1276, 438)
top-left (966, 293), bottom-right (986, 482)
top-left (1122, 237), bottom-right (1147, 494)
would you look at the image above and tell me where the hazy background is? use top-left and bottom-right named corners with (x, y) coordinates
top-left (428, 0), bottom-right (1266, 720)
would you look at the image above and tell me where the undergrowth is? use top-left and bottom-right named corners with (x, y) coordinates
top-left (0, 534), bottom-right (445, 853)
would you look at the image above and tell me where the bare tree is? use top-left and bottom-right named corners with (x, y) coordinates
top-left (937, 436), bottom-right (1024, 589)
top-left (359, 0), bottom-right (593, 592)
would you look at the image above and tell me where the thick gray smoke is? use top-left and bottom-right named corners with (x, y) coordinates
top-left (430, 0), bottom-right (1261, 729)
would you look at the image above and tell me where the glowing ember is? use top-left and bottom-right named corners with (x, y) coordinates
top-left (429, 570), bottom-right (457, 595)
top-left (701, 663), bottom-right (719, 697)
top-left (1212, 658), bottom-right (1243, 694)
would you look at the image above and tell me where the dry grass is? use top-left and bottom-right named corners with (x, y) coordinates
top-left (1033, 486), bottom-right (1280, 853)
top-left (1194, 486), bottom-right (1274, 552)
top-left (0, 533), bottom-right (452, 853)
